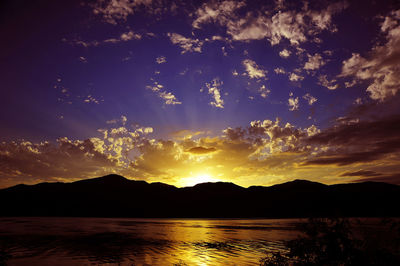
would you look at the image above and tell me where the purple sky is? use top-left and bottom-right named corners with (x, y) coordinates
top-left (1, 0), bottom-right (400, 188)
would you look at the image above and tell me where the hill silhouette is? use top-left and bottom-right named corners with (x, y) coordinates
top-left (1, 174), bottom-right (399, 218)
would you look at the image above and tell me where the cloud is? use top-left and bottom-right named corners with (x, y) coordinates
top-left (104, 31), bottom-right (142, 43)
top-left (84, 95), bottom-right (101, 104)
top-left (340, 169), bottom-right (400, 185)
top-left (221, 46), bottom-right (227, 56)
top-left (167, 33), bottom-right (204, 54)
top-left (279, 49), bottom-right (291, 58)
top-left (158, 91), bottom-right (182, 105)
top-left (1, 116), bottom-right (317, 187)
top-left (340, 170), bottom-right (381, 177)
top-left (121, 31), bottom-right (141, 40)
top-left (3, 113), bottom-right (400, 188)
top-left (192, 2), bottom-right (347, 46)
top-left (258, 85), bottom-right (270, 98)
top-left (304, 53), bottom-right (325, 70)
top-left (146, 81), bottom-right (182, 105)
top-left (79, 56), bottom-right (87, 63)
top-left (318, 75), bottom-right (338, 90)
top-left (227, 11), bottom-right (305, 45)
top-left (355, 173), bottom-right (400, 185)
top-left (274, 67), bottom-right (286, 74)
top-left (206, 78), bottom-right (224, 108)
top-left (289, 72), bottom-right (304, 82)
top-left (303, 115), bottom-right (400, 166)
top-left (187, 146), bottom-right (217, 154)
top-left (156, 56), bottom-right (167, 64)
top-left (339, 9), bottom-right (400, 101)
top-left (242, 59), bottom-right (267, 79)
top-left (0, 138), bottom-right (118, 185)
top-left (303, 93), bottom-right (317, 105)
top-left (69, 30), bottom-right (141, 47)
top-left (192, 0), bottom-right (246, 29)
top-left (288, 95), bottom-right (299, 111)
top-left (92, 0), bottom-right (155, 24)
top-left (107, 115), bottom-right (128, 125)
top-left (170, 130), bottom-right (206, 140)
top-left (345, 80), bottom-right (357, 88)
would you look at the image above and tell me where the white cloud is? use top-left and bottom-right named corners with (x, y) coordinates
top-left (227, 11), bottom-right (306, 45)
top-left (222, 46), bottom-right (227, 56)
top-left (279, 49), bottom-right (291, 58)
top-left (289, 72), bottom-right (304, 82)
top-left (167, 33), bottom-right (204, 54)
top-left (319, 75), bottom-right (338, 90)
top-left (274, 67), bottom-right (286, 74)
top-left (121, 115), bottom-right (127, 125)
top-left (192, 2), bottom-right (346, 46)
top-left (206, 79), bottom-right (225, 109)
top-left (79, 56), bottom-right (87, 63)
top-left (354, 97), bottom-right (363, 105)
top-left (146, 81), bottom-right (182, 105)
top-left (107, 115), bottom-right (128, 125)
top-left (93, 0), bottom-right (154, 24)
top-left (344, 80), bottom-right (357, 88)
top-left (288, 96), bottom-right (299, 111)
top-left (259, 85), bottom-right (270, 98)
top-left (121, 31), bottom-right (142, 41)
top-left (70, 30), bottom-right (141, 47)
top-left (84, 95), bottom-right (101, 104)
top-left (339, 9), bottom-right (400, 101)
top-left (156, 56), bottom-right (167, 64)
top-left (242, 59), bottom-right (267, 79)
top-left (304, 53), bottom-right (325, 70)
top-left (104, 31), bottom-right (142, 43)
top-left (192, 0), bottom-right (246, 29)
top-left (303, 93), bottom-right (317, 105)
top-left (306, 124), bottom-right (320, 136)
top-left (158, 91), bottom-right (182, 105)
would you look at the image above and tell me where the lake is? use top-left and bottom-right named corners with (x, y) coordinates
top-left (0, 217), bottom-right (394, 265)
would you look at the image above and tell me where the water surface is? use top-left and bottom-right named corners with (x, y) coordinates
top-left (0, 217), bottom-right (306, 265)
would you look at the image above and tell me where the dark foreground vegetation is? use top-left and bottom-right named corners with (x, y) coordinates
top-left (261, 218), bottom-right (400, 266)
top-left (1, 174), bottom-right (399, 218)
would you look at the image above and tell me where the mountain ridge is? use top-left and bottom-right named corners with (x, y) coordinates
top-left (1, 174), bottom-right (399, 218)
top-left (2, 174), bottom-right (373, 191)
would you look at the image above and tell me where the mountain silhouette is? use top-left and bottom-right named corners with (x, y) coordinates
top-left (1, 174), bottom-right (399, 218)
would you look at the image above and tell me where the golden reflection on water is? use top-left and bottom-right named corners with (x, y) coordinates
top-left (129, 219), bottom-right (297, 265)
top-left (0, 218), bottom-right (300, 265)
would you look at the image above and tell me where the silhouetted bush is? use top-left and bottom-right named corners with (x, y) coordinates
top-left (261, 218), bottom-right (400, 266)
top-left (0, 248), bottom-right (11, 266)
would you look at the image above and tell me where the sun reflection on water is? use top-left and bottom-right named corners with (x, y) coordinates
top-left (0, 217), bottom-right (300, 265)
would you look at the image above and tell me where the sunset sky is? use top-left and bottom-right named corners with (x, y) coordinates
top-left (1, 0), bottom-right (400, 188)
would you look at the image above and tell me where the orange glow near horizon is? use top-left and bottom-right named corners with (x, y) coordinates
top-left (178, 172), bottom-right (220, 187)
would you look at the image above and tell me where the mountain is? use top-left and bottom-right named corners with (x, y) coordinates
top-left (0, 175), bottom-right (399, 218)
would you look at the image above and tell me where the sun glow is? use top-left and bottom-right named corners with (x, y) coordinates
top-left (180, 172), bottom-right (219, 187)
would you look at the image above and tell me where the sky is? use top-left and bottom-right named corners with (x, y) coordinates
top-left (1, 0), bottom-right (400, 188)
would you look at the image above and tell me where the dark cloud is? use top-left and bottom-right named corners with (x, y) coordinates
top-left (187, 146), bottom-right (217, 154)
top-left (0, 138), bottom-right (117, 184)
top-left (307, 115), bottom-right (400, 146)
top-left (303, 115), bottom-right (400, 165)
top-left (355, 173), bottom-right (400, 185)
top-left (340, 170), bottom-right (381, 177)
top-left (345, 94), bottom-right (400, 122)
